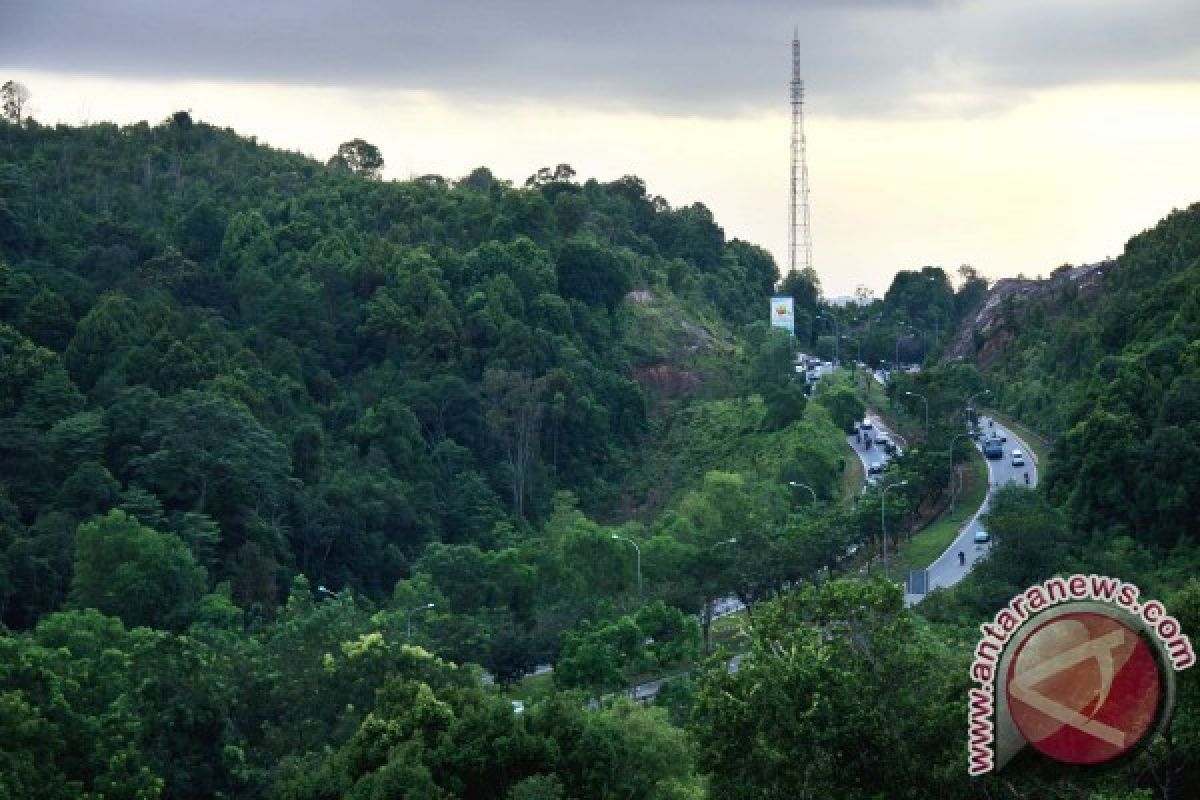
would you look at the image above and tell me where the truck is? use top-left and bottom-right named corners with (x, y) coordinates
top-left (983, 439), bottom-right (1004, 460)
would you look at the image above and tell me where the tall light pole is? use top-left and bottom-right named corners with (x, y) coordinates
top-left (817, 313), bottom-right (839, 363)
top-left (881, 480), bottom-right (908, 579)
top-left (966, 389), bottom-right (991, 426)
top-left (904, 391), bottom-right (929, 431)
top-left (841, 335), bottom-right (861, 366)
top-left (788, 481), bottom-right (818, 504)
top-left (611, 534), bottom-right (642, 597)
top-left (948, 432), bottom-right (974, 513)
top-left (406, 602), bottom-right (435, 639)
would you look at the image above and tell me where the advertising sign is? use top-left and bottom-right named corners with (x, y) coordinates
top-left (770, 296), bottom-right (794, 335)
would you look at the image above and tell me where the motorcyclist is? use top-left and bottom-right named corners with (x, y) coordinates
top-left (958, 551), bottom-right (966, 566)
top-left (1024, 471), bottom-right (1030, 485)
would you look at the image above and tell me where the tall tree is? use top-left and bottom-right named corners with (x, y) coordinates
top-left (1, 80), bottom-right (30, 124)
top-left (484, 369), bottom-right (544, 520)
top-left (326, 138), bottom-right (384, 178)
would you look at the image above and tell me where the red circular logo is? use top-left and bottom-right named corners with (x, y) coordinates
top-left (1006, 611), bottom-right (1161, 765)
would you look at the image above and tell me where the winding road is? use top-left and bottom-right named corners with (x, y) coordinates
top-left (909, 414), bottom-right (1038, 602)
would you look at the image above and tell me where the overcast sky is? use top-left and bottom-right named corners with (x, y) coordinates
top-left (5, 0), bottom-right (1200, 295)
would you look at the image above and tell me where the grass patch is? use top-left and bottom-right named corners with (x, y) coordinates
top-left (710, 610), bottom-right (752, 650)
top-left (840, 438), bottom-right (865, 506)
top-left (890, 447), bottom-right (988, 576)
top-left (981, 406), bottom-right (1051, 467)
top-left (507, 670), bottom-right (556, 705)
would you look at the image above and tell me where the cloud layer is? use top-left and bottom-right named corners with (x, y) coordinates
top-left (6, 0), bottom-right (1200, 117)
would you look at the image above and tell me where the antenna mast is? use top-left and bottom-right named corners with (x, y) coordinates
top-left (789, 30), bottom-right (812, 276)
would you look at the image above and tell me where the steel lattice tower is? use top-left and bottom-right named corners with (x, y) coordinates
top-left (789, 30), bottom-right (812, 275)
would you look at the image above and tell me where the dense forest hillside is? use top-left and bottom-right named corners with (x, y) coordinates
top-left (958, 203), bottom-right (1200, 550)
top-left (0, 113), bottom-right (777, 626)
top-left (3, 111), bottom-right (1199, 800)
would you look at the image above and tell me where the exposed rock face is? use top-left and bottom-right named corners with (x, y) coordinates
top-left (943, 261), bottom-right (1113, 367)
top-left (632, 364), bottom-right (701, 398)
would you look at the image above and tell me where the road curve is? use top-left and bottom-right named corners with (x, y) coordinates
top-left (914, 415), bottom-right (1038, 601)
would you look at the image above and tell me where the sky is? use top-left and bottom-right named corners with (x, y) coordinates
top-left (4, 0), bottom-right (1200, 296)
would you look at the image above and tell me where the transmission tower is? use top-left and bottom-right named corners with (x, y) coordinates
top-left (789, 29), bottom-right (812, 276)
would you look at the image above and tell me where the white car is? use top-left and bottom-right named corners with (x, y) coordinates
top-left (860, 419), bottom-right (874, 431)
top-left (1011, 450), bottom-right (1025, 467)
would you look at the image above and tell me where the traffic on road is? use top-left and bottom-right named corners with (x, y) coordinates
top-left (919, 414), bottom-right (1038, 599)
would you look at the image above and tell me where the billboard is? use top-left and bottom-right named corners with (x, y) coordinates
top-left (770, 296), bottom-right (795, 335)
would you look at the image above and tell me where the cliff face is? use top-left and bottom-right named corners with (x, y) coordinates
top-left (943, 261), bottom-right (1112, 368)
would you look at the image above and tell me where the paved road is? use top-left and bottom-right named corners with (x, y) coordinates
top-left (915, 415), bottom-right (1038, 600)
top-left (846, 410), bottom-right (903, 489)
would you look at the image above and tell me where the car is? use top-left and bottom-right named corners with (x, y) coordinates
top-left (1011, 450), bottom-right (1025, 467)
top-left (973, 530), bottom-right (991, 545)
top-left (983, 439), bottom-right (1004, 459)
top-left (867, 463), bottom-right (885, 475)
top-left (860, 419), bottom-right (874, 431)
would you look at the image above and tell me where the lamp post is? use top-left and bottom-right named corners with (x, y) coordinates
top-left (841, 335), bottom-right (861, 366)
top-left (817, 314), bottom-right (840, 363)
top-left (948, 432), bottom-right (974, 513)
top-left (788, 481), bottom-right (818, 504)
top-left (611, 534), bottom-right (642, 597)
top-left (966, 389), bottom-right (991, 425)
top-left (904, 391), bottom-right (929, 431)
top-left (881, 480), bottom-right (909, 579)
top-left (406, 602), bottom-right (435, 639)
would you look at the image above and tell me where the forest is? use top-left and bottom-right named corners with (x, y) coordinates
top-left (1, 111), bottom-right (1198, 799)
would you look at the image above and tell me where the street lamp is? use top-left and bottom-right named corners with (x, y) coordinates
top-left (405, 602), bottom-right (435, 639)
top-left (611, 534), bottom-right (642, 597)
top-left (904, 391), bottom-right (929, 431)
top-left (881, 480), bottom-right (909, 579)
top-left (788, 481), bottom-right (818, 504)
top-left (966, 389), bottom-right (991, 424)
top-left (948, 432), bottom-right (974, 513)
top-left (817, 314), bottom-right (840, 363)
top-left (841, 335), bottom-right (861, 365)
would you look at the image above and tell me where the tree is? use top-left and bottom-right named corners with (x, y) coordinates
top-left (692, 579), bottom-right (973, 799)
top-left (70, 510), bottom-right (207, 630)
top-left (327, 138), bottom-right (384, 178)
top-left (778, 266), bottom-right (822, 313)
top-left (555, 238), bottom-right (632, 311)
top-left (2, 80), bottom-right (30, 124)
top-left (484, 369), bottom-right (545, 520)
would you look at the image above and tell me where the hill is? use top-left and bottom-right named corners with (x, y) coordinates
top-left (0, 113), bottom-right (776, 626)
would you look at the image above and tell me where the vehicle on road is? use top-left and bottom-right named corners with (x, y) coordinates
top-left (860, 419), bottom-right (874, 431)
top-left (1011, 450), bottom-right (1025, 467)
top-left (973, 530), bottom-right (991, 545)
top-left (983, 439), bottom-right (1004, 459)
top-left (867, 463), bottom-right (885, 475)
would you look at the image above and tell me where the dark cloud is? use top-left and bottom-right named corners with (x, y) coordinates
top-left (3, 0), bottom-right (1198, 116)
